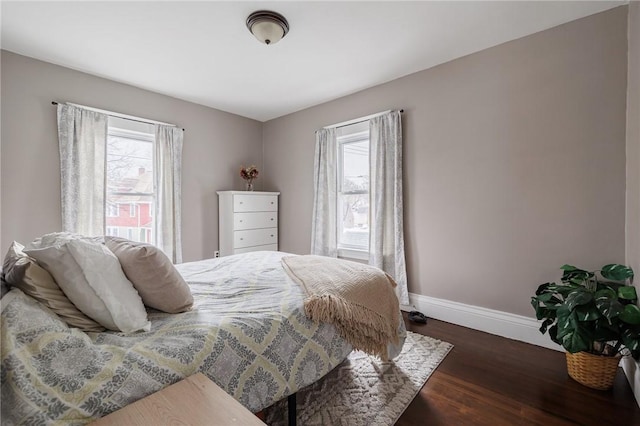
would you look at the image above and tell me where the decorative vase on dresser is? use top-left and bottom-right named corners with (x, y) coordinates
top-left (217, 191), bottom-right (279, 256)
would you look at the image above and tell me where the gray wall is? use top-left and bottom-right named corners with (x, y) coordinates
top-left (623, 1), bottom-right (640, 403)
top-left (627, 2), bottom-right (640, 285)
top-left (0, 51), bottom-right (263, 262)
top-left (263, 7), bottom-right (628, 316)
top-left (0, 7), bottom-right (631, 318)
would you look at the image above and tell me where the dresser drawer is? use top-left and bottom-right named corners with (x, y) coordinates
top-left (234, 194), bottom-right (278, 212)
top-left (234, 212), bottom-right (277, 230)
top-left (233, 244), bottom-right (278, 255)
top-left (234, 228), bottom-right (277, 249)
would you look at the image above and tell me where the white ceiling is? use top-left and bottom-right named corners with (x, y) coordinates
top-left (1, 1), bottom-right (626, 122)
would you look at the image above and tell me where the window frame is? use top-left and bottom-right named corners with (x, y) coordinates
top-left (106, 126), bottom-right (156, 243)
top-left (106, 203), bottom-right (119, 218)
top-left (337, 130), bottom-right (370, 260)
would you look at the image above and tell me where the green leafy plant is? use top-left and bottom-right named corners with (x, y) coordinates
top-left (531, 264), bottom-right (640, 361)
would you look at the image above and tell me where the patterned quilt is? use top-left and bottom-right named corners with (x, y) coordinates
top-left (1, 251), bottom-right (355, 425)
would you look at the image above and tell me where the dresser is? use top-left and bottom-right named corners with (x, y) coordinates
top-left (217, 191), bottom-right (280, 256)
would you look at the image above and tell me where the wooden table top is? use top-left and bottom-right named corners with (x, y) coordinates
top-left (90, 373), bottom-right (266, 425)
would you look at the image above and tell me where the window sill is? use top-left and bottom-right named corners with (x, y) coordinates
top-left (337, 248), bottom-right (369, 262)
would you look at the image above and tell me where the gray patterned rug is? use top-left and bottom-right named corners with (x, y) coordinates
top-left (265, 331), bottom-right (453, 426)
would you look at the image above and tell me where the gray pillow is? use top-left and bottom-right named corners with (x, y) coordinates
top-left (1, 271), bottom-right (9, 298)
top-left (3, 241), bottom-right (105, 331)
top-left (105, 237), bottom-right (193, 313)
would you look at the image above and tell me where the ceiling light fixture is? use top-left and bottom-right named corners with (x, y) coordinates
top-left (246, 10), bottom-right (289, 45)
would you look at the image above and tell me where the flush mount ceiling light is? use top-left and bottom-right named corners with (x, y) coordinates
top-left (246, 10), bottom-right (289, 45)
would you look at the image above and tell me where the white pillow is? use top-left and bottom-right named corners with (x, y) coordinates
top-left (25, 238), bottom-right (150, 333)
top-left (26, 232), bottom-right (103, 249)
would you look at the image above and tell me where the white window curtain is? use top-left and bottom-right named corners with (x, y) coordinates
top-left (310, 128), bottom-right (338, 257)
top-left (57, 105), bottom-right (183, 264)
top-left (311, 111), bottom-right (409, 305)
top-left (154, 125), bottom-right (183, 263)
top-left (57, 104), bottom-right (108, 236)
top-left (369, 111), bottom-right (409, 305)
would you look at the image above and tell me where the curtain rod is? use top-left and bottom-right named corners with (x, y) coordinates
top-left (51, 101), bottom-right (185, 131)
top-left (323, 109), bottom-right (404, 130)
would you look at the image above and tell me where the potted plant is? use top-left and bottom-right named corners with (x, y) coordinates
top-left (531, 264), bottom-right (640, 390)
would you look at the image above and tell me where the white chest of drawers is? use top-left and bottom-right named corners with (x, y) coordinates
top-left (217, 191), bottom-right (280, 256)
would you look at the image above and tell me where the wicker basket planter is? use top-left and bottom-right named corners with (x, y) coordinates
top-left (565, 351), bottom-right (621, 390)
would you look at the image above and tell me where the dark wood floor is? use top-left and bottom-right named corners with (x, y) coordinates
top-left (398, 314), bottom-right (640, 425)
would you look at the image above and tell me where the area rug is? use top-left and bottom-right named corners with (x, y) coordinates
top-left (264, 331), bottom-right (453, 426)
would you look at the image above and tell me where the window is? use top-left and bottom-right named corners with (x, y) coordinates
top-left (311, 111), bottom-right (407, 301)
top-left (337, 129), bottom-right (370, 258)
top-left (57, 104), bottom-right (183, 262)
top-left (106, 125), bottom-right (155, 244)
top-left (107, 203), bottom-right (119, 217)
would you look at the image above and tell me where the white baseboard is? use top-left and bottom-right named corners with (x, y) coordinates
top-left (622, 357), bottom-right (640, 407)
top-left (409, 292), bottom-right (640, 407)
top-left (408, 292), bottom-right (563, 352)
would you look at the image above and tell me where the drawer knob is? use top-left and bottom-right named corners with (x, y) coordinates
top-left (240, 202), bottom-right (243, 204)
top-left (239, 220), bottom-right (243, 222)
top-left (270, 202), bottom-right (274, 204)
top-left (270, 218), bottom-right (274, 221)
top-left (240, 238), bottom-right (244, 240)
top-left (271, 234), bottom-right (274, 237)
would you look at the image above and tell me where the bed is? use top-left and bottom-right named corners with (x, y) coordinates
top-left (1, 250), bottom-right (405, 424)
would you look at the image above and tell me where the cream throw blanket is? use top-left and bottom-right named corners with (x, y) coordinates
top-left (281, 255), bottom-right (400, 360)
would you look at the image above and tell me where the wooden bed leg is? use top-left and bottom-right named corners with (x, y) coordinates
top-left (287, 393), bottom-right (296, 426)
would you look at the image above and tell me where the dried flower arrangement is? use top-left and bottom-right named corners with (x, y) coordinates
top-left (240, 165), bottom-right (259, 190)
